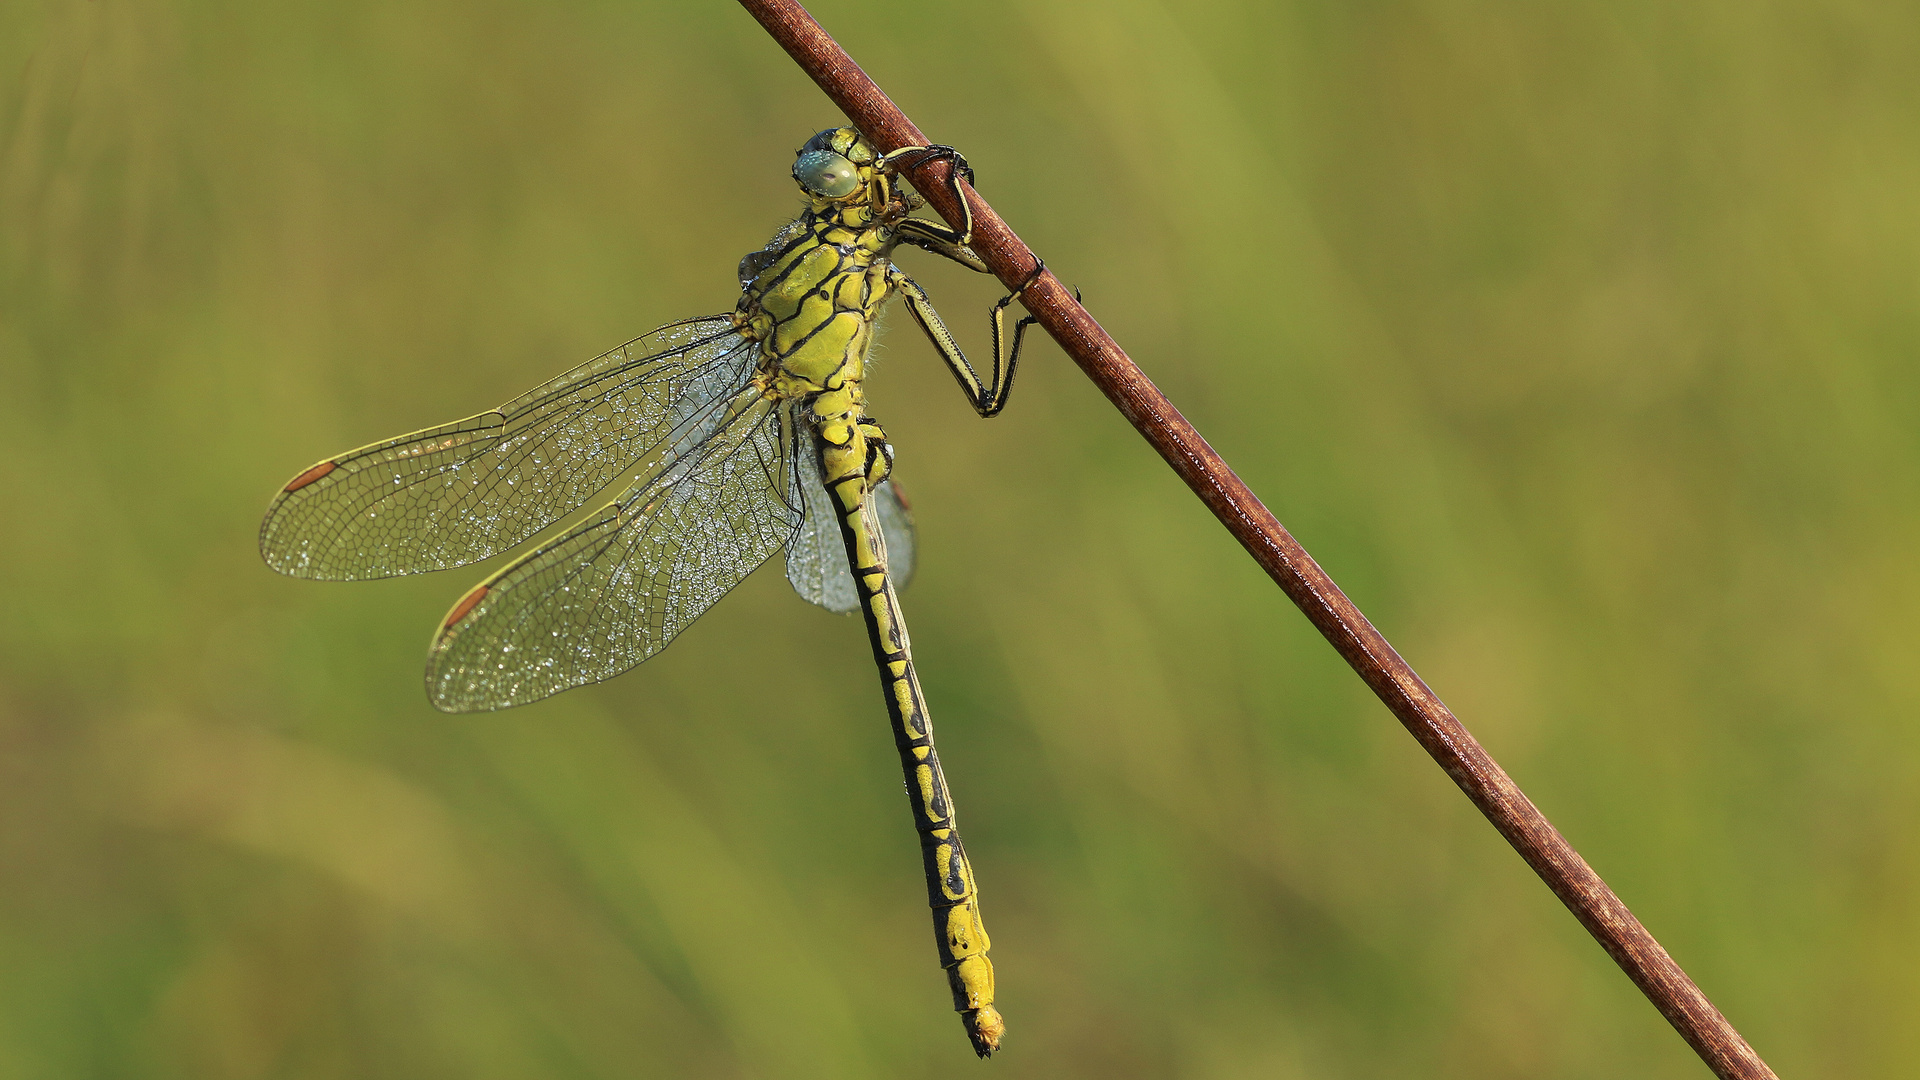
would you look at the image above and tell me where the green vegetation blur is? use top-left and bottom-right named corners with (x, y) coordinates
top-left (4, 1), bottom-right (1915, 1076)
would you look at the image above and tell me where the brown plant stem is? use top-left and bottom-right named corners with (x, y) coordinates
top-left (735, 2), bottom-right (1780, 1077)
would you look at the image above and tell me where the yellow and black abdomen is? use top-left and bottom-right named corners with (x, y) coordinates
top-left (737, 206), bottom-right (1003, 1054)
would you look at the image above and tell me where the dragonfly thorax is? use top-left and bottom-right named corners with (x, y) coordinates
top-left (734, 209), bottom-right (908, 405)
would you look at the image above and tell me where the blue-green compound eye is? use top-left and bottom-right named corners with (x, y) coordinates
top-left (793, 150), bottom-right (861, 198)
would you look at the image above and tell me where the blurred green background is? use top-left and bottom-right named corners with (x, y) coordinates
top-left (4, 1), bottom-right (1916, 1076)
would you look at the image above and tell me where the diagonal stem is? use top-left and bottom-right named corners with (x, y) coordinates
top-left (734, 2), bottom-right (1779, 1077)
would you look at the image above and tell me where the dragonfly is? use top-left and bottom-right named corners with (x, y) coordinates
top-left (259, 127), bottom-right (1046, 1057)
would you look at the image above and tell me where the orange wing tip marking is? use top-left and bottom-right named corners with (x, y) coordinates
top-left (444, 586), bottom-right (489, 628)
top-left (284, 460), bottom-right (337, 491)
top-left (888, 480), bottom-right (913, 511)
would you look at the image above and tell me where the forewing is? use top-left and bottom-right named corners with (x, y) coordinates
top-left (261, 315), bottom-right (754, 580)
top-left (783, 412), bottom-right (917, 613)
top-left (426, 389), bottom-right (800, 712)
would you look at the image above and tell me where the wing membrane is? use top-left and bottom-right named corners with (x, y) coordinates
top-left (873, 480), bottom-right (915, 590)
top-left (261, 315), bottom-right (754, 580)
top-left (426, 387), bottom-right (800, 712)
top-left (783, 413), bottom-right (916, 613)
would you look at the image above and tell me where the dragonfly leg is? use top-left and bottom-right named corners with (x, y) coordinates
top-left (888, 262), bottom-right (1049, 419)
top-left (811, 414), bottom-right (1004, 1057)
top-left (878, 144), bottom-right (975, 245)
top-left (896, 218), bottom-right (989, 274)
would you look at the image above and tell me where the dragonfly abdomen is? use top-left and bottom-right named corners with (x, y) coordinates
top-left (814, 418), bottom-right (1003, 1057)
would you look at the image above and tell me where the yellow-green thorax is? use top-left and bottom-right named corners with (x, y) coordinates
top-left (733, 128), bottom-right (918, 420)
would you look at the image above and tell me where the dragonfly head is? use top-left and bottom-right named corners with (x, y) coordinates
top-left (793, 128), bottom-right (888, 218)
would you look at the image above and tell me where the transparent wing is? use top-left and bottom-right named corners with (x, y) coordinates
top-left (875, 479), bottom-right (916, 590)
top-left (783, 409), bottom-right (917, 614)
top-left (738, 216), bottom-right (811, 289)
top-left (783, 416), bottom-right (853, 612)
top-left (261, 315), bottom-right (755, 581)
top-left (426, 387), bottom-right (800, 713)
